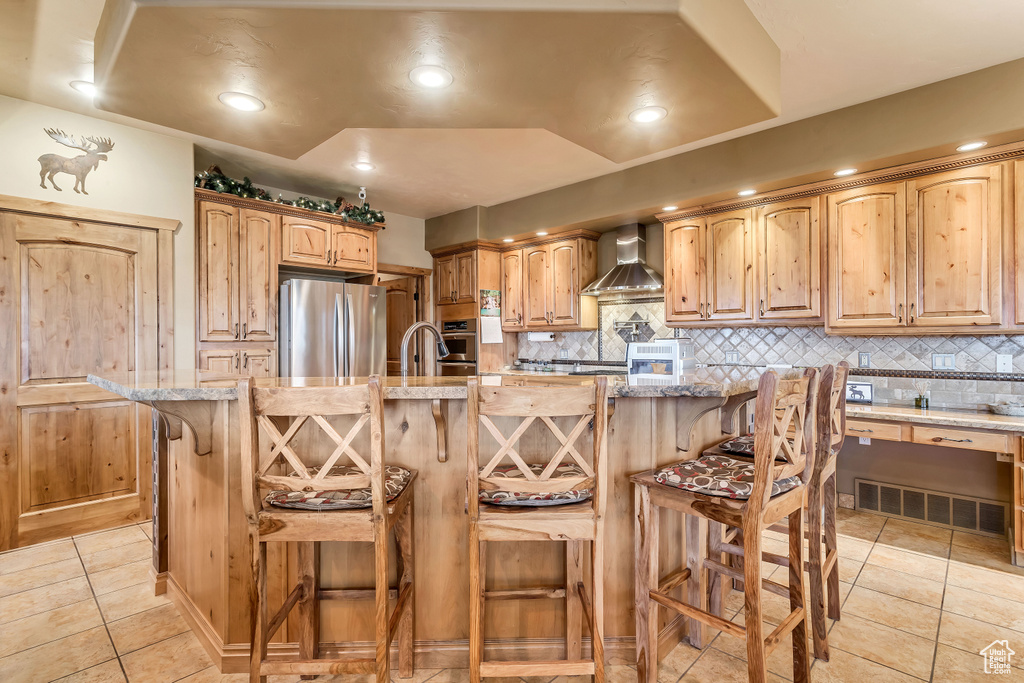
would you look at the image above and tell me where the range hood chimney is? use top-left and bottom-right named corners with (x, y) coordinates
top-left (582, 223), bottom-right (664, 295)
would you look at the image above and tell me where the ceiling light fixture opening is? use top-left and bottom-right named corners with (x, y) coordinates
top-left (218, 92), bottom-right (264, 112)
top-left (628, 106), bottom-right (667, 124)
top-left (957, 141), bottom-right (988, 152)
top-left (662, 205), bottom-right (678, 211)
top-left (834, 168), bottom-right (857, 177)
top-left (409, 65), bottom-right (453, 89)
top-left (352, 161), bottom-right (376, 171)
top-left (69, 80), bottom-right (97, 97)
top-left (738, 189), bottom-right (756, 197)
top-left (502, 238), bottom-right (514, 243)
top-left (536, 231), bottom-right (548, 236)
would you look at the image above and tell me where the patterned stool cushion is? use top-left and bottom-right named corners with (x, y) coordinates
top-left (716, 434), bottom-right (755, 456)
top-left (266, 465), bottom-right (412, 511)
top-left (479, 463), bottom-right (593, 507)
top-left (654, 455), bottom-right (800, 500)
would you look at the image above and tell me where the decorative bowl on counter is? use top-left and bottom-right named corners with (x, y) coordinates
top-left (988, 402), bottom-right (1024, 417)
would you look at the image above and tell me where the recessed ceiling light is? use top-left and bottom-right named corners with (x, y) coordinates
top-left (662, 205), bottom-right (678, 211)
top-left (834, 168), bottom-right (857, 177)
top-left (409, 65), bottom-right (453, 89)
top-left (628, 106), bottom-right (667, 124)
top-left (957, 141), bottom-right (988, 152)
top-left (69, 80), bottom-right (97, 96)
top-left (502, 238), bottom-right (514, 243)
top-left (352, 161), bottom-right (376, 171)
top-left (738, 189), bottom-right (756, 197)
top-left (536, 231), bottom-right (548, 236)
top-left (218, 92), bottom-right (264, 112)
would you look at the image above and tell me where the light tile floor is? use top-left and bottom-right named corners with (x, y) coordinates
top-left (1, 510), bottom-right (1023, 681)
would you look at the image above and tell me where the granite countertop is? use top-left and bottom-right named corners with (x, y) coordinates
top-left (88, 366), bottom-right (798, 402)
top-left (847, 404), bottom-right (1024, 431)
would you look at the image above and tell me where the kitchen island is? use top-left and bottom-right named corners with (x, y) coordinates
top-left (88, 369), bottom-right (785, 673)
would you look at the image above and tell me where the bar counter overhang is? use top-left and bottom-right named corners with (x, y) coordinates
top-left (87, 369), bottom-right (789, 673)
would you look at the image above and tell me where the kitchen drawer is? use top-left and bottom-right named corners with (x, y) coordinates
top-left (910, 425), bottom-right (1010, 453)
top-left (845, 419), bottom-right (902, 441)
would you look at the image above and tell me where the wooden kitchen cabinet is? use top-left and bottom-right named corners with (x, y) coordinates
top-left (281, 215), bottom-right (331, 267)
top-left (501, 249), bottom-right (524, 329)
top-left (756, 198), bottom-right (821, 320)
top-left (523, 245), bottom-right (551, 325)
top-left (199, 349), bottom-right (276, 377)
top-left (663, 209), bottom-right (754, 323)
top-left (198, 349), bottom-right (240, 374)
top-left (330, 224), bottom-right (376, 273)
top-left (521, 238), bottom-right (597, 329)
top-left (435, 251), bottom-right (477, 306)
top-left (907, 165), bottom-right (1002, 327)
top-left (827, 181), bottom-right (907, 329)
top-left (238, 209), bottom-right (277, 341)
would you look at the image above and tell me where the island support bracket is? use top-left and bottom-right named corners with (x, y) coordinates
top-left (148, 400), bottom-right (215, 456)
top-left (720, 391), bottom-right (757, 435)
top-left (432, 399), bottom-right (448, 463)
top-left (675, 397), bottom-right (728, 453)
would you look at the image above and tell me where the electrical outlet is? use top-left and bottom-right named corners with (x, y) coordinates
top-left (932, 353), bottom-right (955, 370)
top-left (858, 352), bottom-right (871, 368)
top-left (859, 437), bottom-right (871, 446)
top-left (559, 349), bottom-right (569, 360)
top-left (725, 350), bottom-right (740, 364)
top-left (997, 354), bottom-right (1013, 373)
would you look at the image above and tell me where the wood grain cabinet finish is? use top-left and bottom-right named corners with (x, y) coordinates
top-left (281, 216), bottom-right (331, 267)
top-left (197, 202), bottom-right (239, 342)
top-left (501, 249), bottom-right (524, 329)
top-left (907, 165), bottom-right (1002, 327)
top-left (435, 255), bottom-right (457, 306)
top-left (705, 209), bottom-right (755, 322)
top-left (238, 210), bottom-right (277, 341)
top-left (455, 251), bottom-right (477, 303)
top-left (827, 182), bottom-right (907, 329)
top-left (198, 349), bottom-right (240, 374)
top-left (523, 245), bottom-right (551, 325)
top-left (522, 239), bottom-right (597, 329)
top-left (664, 220), bottom-right (705, 323)
top-left (331, 224), bottom-right (376, 273)
top-left (756, 198), bottom-right (821, 320)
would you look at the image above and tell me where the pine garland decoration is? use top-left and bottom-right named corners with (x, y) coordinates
top-left (194, 167), bottom-right (385, 225)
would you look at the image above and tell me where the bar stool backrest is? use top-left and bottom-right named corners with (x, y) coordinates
top-left (238, 376), bottom-right (386, 523)
top-left (750, 370), bottom-right (816, 510)
top-left (830, 362), bottom-right (850, 454)
top-left (467, 377), bottom-right (610, 519)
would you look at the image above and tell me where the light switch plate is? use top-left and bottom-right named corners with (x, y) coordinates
top-left (997, 354), bottom-right (1013, 373)
top-left (932, 353), bottom-right (955, 370)
top-left (858, 352), bottom-right (871, 368)
top-left (859, 437), bottom-right (871, 445)
top-left (725, 350), bottom-right (740, 364)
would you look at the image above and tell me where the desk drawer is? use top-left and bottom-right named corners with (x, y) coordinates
top-left (910, 425), bottom-right (1010, 453)
top-left (845, 419), bottom-right (902, 441)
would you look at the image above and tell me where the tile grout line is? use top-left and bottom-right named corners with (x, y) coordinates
top-left (69, 536), bottom-right (130, 683)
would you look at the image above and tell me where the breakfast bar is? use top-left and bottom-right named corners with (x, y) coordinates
top-left (88, 369), bottom-right (783, 673)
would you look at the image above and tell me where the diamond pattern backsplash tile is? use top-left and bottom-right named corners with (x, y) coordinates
top-left (517, 297), bottom-right (1024, 408)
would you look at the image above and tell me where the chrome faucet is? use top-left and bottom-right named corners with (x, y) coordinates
top-left (400, 321), bottom-right (450, 377)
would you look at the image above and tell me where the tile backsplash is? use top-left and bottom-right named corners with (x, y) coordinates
top-left (517, 297), bottom-right (1024, 408)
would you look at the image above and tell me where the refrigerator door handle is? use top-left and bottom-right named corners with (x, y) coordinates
top-left (346, 292), bottom-right (356, 377)
top-left (334, 292), bottom-right (344, 377)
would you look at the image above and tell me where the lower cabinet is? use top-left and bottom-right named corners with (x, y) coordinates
top-left (198, 348), bottom-right (277, 377)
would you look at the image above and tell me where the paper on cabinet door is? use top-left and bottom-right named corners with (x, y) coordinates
top-left (480, 316), bottom-right (503, 344)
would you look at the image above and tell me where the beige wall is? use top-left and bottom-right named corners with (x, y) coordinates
top-left (0, 95), bottom-right (196, 370)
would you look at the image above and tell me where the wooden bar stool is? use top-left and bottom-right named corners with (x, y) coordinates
top-left (238, 376), bottom-right (416, 683)
top-left (707, 363), bottom-right (850, 660)
top-left (633, 370), bottom-right (817, 683)
top-left (467, 376), bottom-right (610, 683)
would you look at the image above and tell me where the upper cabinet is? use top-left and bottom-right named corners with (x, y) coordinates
top-left (827, 164), bottom-right (1004, 332)
top-left (517, 237), bottom-right (597, 330)
top-left (281, 216), bottom-right (377, 273)
top-left (757, 198), bottom-right (821, 320)
top-left (500, 249), bottom-right (524, 329)
top-left (664, 209), bottom-right (755, 324)
top-left (331, 224), bottom-right (376, 272)
top-left (238, 209), bottom-right (277, 341)
top-left (435, 251), bottom-right (477, 306)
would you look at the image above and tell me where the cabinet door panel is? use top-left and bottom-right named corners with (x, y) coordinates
top-left (239, 210), bottom-right (276, 342)
top-left (664, 221), bottom-right (704, 322)
top-left (706, 210), bottom-right (754, 321)
top-left (435, 256), bottom-right (456, 305)
top-left (455, 252), bottom-right (477, 303)
top-left (501, 250), bottom-right (524, 329)
top-left (243, 350), bottom-right (276, 378)
top-left (907, 165), bottom-right (1002, 327)
top-left (281, 217), bottom-right (331, 267)
top-left (332, 226), bottom-right (375, 272)
top-left (524, 246), bottom-right (550, 326)
top-left (198, 202), bottom-right (239, 342)
top-left (549, 241), bottom-right (579, 325)
top-left (758, 199), bottom-right (820, 319)
top-left (198, 350), bottom-right (238, 374)
top-left (827, 183), bottom-right (906, 328)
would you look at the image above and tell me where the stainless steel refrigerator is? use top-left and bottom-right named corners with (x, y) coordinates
top-left (279, 278), bottom-right (387, 377)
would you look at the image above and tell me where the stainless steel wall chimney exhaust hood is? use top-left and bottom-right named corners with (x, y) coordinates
top-left (582, 223), bottom-right (664, 295)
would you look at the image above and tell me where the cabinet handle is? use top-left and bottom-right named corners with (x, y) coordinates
top-left (909, 303), bottom-right (915, 324)
top-left (517, 313), bottom-right (522, 324)
top-left (932, 436), bottom-right (972, 443)
top-left (759, 299), bottom-right (765, 317)
top-left (242, 322), bottom-right (247, 339)
top-left (234, 323), bottom-right (239, 339)
top-left (898, 303), bottom-right (903, 323)
top-left (234, 354), bottom-right (240, 370)
top-left (243, 354), bottom-right (249, 369)
top-left (327, 249), bottom-right (332, 264)
top-left (700, 303), bottom-right (704, 318)
top-left (849, 428), bottom-right (873, 433)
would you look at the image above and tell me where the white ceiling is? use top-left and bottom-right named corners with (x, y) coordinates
top-left (5, 0), bottom-right (1024, 218)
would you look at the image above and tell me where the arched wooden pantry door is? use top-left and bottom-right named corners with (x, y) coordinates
top-left (0, 199), bottom-right (175, 550)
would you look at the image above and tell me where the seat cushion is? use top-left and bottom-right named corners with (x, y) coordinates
top-left (479, 463), bottom-right (592, 507)
top-left (653, 455), bottom-right (800, 500)
top-left (716, 434), bottom-right (755, 456)
top-left (266, 465), bottom-right (412, 511)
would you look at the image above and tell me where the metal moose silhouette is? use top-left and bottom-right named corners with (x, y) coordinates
top-left (38, 128), bottom-right (115, 194)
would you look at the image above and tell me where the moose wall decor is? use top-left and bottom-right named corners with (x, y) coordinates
top-left (37, 128), bottom-right (115, 194)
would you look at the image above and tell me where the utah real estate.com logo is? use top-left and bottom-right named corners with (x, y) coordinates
top-left (981, 640), bottom-right (1015, 675)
